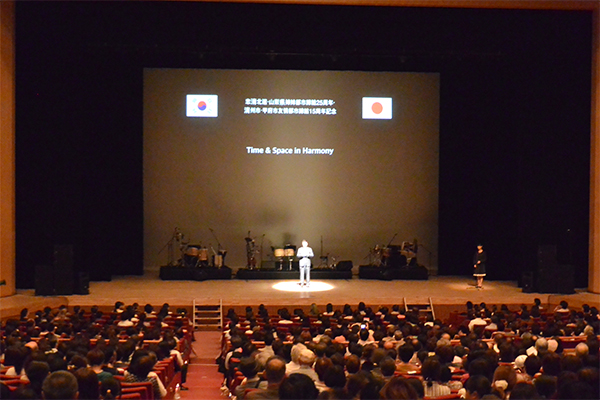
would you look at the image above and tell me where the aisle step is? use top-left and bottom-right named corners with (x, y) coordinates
top-left (193, 299), bottom-right (222, 331)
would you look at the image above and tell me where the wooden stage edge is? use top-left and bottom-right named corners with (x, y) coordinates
top-left (1, 273), bottom-right (598, 322)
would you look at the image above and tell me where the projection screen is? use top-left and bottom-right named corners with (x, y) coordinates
top-left (144, 68), bottom-right (439, 271)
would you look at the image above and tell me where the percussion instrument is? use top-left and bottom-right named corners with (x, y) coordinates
top-left (185, 246), bottom-right (199, 257)
top-left (183, 245), bottom-right (201, 268)
top-left (274, 248), bottom-right (285, 258)
top-left (199, 248), bottom-right (209, 261)
top-left (213, 249), bottom-right (227, 268)
top-left (213, 254), bottom-right (223, 267)
top-left (284, 248), bottom-right (295, 257)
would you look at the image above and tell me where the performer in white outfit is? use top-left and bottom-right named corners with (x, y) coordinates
top-left (296, 240), bottom-right (314, 287)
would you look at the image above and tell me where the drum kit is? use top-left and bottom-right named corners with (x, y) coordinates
top-left (369, 244), bottom-right (388, 267)
top-left (367, 237), bottom-right (418, 268)
top-left (160, 227), bottom-right (227, 268)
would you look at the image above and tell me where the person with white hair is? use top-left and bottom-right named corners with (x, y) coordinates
top-left (286, 342), bottom-right (307, 374)
top-left (290, 349), bottom-right (319, 382)
top-left (297, 240), bottom-right (314, 287)
top-left (535, 337), bottom-right (548, 355)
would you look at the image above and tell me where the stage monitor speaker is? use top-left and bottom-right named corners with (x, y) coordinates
top-left (336, 260), bottom-right (353, 271)
top-left (35, 265), bottom-right (54, 296)
top-left (537, 264), bottom-right (574, 294)
top-left (53, 244), bottom-right (74, 295)
top-left (74, 272), bottom-right (90, 295)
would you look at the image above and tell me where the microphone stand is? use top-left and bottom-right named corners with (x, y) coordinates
top-left (319, 235), bottom-right (329, 268)
top-left (209, 227), bottom-right (227, 268)
top-left (158, 227), bottom-right (180, 266)
top-left (386, 233), bottom-right (398, 248)
top-left (208, 228), bottom-right (223, 252)
top-left (259, 234), bottom-right (266, 268)
top-left (418, 243), bottom-right (433, 272)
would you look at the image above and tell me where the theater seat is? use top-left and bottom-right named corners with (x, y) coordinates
top-left (1, 379), bottom-right (23, 389)
top-left (424, 394), bottom-right (462, 400)
top-left (120, 392), bottom-right (143, 400)
top-left (121, 381), bottom-right (154, 400)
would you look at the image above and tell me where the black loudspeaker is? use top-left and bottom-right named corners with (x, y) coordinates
top-left (536, 245), bottom-right (575, 294)
top-left (53, 244), bottom-right (74, 295)
top-left (336, 260), bottom-right (353, 271)
top-left (537, 264), bottom-right (575, 294)
top-left (521, 271), bottom-right (534, 293)
top-left (74, 272), bottom-right (90, 295)
top-left (557, 265), bottom-right (575, 294)
top-left (35, 265), bottom-right (55, 296)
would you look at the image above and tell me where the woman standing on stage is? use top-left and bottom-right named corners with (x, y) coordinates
top-left (473, 244), bottom-right (487, 289)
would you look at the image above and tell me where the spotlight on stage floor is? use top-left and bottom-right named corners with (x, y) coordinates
top-left (272, 281), bottom-right (334, 292)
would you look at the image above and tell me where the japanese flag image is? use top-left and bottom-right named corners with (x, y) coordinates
top-left (186, 94), bottom-right (218, 117)
top-left (362, 97), bottom-right (392, 119)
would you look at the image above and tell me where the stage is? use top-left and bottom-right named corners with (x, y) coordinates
top-left (236, 268), bottom-right (352, 280)
top-left (2, 272), bottom-right (598, 322)
top-left (158, 265), bottom-right (353, 281)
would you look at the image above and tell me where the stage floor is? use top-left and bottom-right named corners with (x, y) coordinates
top-left (2, 273), bottom-right (598, 320)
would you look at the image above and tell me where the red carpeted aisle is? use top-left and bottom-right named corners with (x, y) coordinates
top-left (180, 331), bottom-right (224, 400)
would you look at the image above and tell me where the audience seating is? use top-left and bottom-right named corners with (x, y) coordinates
top-left (217, 301), bottom-right (599, 399)
top-left (1, 304), bottom-right (192, 400)
top-left (121, 381), bottom-right (155, 400)
top-left (120, 392), bottom-right (143, 400)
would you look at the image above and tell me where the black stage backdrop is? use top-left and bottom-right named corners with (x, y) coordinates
top-left (15, 2), bottom-right (591, 286)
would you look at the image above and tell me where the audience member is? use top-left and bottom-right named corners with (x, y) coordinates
top-left (74, 367), bottom-right (100, 400)
top-left (247, 356), bottom-right (286, 400)
top-left (100, 377), bottom-right (121, 400)
top-left (234, 357), bottom-right (262, 399)
top-left (125, 355), bottom-right (166, 399)
top-left (510, 382), bottom-right (539, 399)
top-left (23, 360), bottom-right (50, 398)
top-left (291, 349), bottom-right (319, 383)
top-left (421, 356), bottom-right (451, 397)
top-left (42, 370), bottom-right (79, 400)
top-left (279, 373), bottom-right (319, 399)
top-left (379, 376), bottom-right (418, 399)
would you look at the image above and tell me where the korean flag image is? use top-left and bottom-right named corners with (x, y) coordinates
top-left (362, 97), bottom-right (392, 120)
top-left (186, 94), bottom-right (218, 117)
